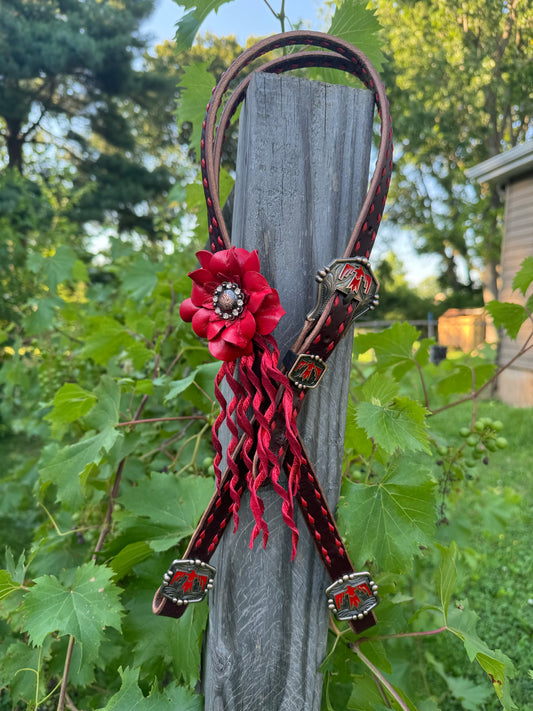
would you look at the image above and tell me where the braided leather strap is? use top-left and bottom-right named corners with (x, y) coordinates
top-left (153, 31), bottom-right (392, 635)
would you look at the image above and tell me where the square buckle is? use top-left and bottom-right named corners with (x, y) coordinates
top-left (287, 353), bottom-right (327, 389)
top-left (326, 572), bottom-right (378, 621)
top-left (161, 559), bottom-right (216, 606)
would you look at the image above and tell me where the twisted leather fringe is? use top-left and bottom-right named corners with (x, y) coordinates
top-left (212, 334), bottom-right (304, 559)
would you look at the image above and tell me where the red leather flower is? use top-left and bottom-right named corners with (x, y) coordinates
top-left (179, 247), bottom-right (285, 361)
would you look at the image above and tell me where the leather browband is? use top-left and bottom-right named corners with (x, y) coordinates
top-left (153, 31), bottom-right (393, 636)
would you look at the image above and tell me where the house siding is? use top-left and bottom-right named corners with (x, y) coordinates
top-left (497, 175), bottom-right (533, 405)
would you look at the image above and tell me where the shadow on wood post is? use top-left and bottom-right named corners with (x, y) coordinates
top-left (203, 73), bottom-right (375, 711)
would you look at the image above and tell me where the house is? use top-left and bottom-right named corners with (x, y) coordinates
top-left (466, 142), bottom-right (533, 407)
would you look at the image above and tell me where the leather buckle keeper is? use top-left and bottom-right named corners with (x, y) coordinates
top-left (160, 559), bottom-right (216, 606)
top-left (326, 572), bottom-right (379, 621)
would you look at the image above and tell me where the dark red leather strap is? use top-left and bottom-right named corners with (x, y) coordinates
top-left (153, 31), bottom-right (391, 634)
top-left (153, 426), bottom-right (377, 632)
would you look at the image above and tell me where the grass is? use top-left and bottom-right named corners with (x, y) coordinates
top-left (427, 399), bottom-right (533, 709)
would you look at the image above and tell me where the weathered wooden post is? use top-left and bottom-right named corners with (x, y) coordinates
top-left (203, 72), bottom-right (375, 710)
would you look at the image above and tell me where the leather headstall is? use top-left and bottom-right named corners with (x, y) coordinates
top-left (152, 30), bottom-right (393, 636)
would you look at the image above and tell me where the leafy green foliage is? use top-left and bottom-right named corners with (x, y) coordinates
top-left (21, 562), bottom-right (122, 666)
top-left (115, 472), bottom-right (214, 553)
top-left (0, 570), bottom-right (22, 602)
top-left (339, 458), bottom-right (436, 573)
top-left (98, 666), bottom-right (203, 710)
top-left (355, 375), bottom-right (430, 454)
top-left (1, 3), bottom-right (532, 709)
top-left (356, 321), bottom-right (421, 368)
top-left (446, 604), bottom-right (517, 709)
top-left (178, 61), bottom-right (216, 150)
top-left (376, 0), bottom-right (533, 298)
top-left (45, 383), bottom-right (98, 427)
top-left (174, 0), bottom-right (236, 51)
top-left (485, 301), bottom-right (529, 340)
top-left (328, 0), bottom-right (384, 71)
top-left (512, 256), bottom-right (533, 297)
top-left (435, 542), bottom-right (457, 619)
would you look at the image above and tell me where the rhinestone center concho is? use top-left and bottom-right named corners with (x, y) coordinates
top-left (213, 281), bottom-right (245, 320)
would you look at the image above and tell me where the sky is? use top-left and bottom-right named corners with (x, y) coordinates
top-left (142, 0), bottom-right (442, 287)
top-left (143, 0), bottom-right (323, 45)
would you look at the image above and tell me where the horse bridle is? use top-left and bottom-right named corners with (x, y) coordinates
top-left (153, 30), bottom-right (393, 636)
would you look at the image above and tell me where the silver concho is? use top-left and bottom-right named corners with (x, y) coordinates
top-left (307, 258), bottom-right (379, 324)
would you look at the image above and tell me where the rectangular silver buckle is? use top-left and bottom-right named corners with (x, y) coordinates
top-left (161, 559), bottom-right (216, 606)
top-left (326, 572), bottom-right (379, 621)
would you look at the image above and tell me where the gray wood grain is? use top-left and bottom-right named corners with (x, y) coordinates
top-left (203, 73), bottom-right (374, 711)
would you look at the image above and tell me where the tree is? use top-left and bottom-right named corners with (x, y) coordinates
top-left (374, 252), bottom-right (436, 320)
top-left (0, 0), bottom-right (185, 241)
top-left (376, 0), bottom-right (533, 300)
top-left (0, 0), bottom-right (156, 171)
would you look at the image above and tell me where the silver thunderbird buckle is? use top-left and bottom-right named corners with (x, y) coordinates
top-left (160, 559), bottom-right (216, 606)
top-left (326, 571), bottom-right (379, 621)
top-left (307, 257), bottom-right (379, 324)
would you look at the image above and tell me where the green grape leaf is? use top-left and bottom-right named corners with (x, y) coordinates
top-left (23, 296), bottom-right (62, 335)
top-left (39, 427), bottom-right (120, 504)
top-left (344, 416), bottom-right (374, 459)
top-left (446, 604), bottom-right (517, 709)
top-left (328, 0), bottom-right (384, 71)
top-left (165, 361), bottom-right (219, 405)
top-left (5, 548), bottom-right (27, 584)
top-left (116, 472), bottom-right (214, 551)
top-left (85, 376), bottom-right (122, 431)
top-left (437, 363), bottom-right (495, 397)
top-left (21, 561), bottom-right (122, 666)
top-left (27, 244), bottom-right (77, 292)
top-left (337, 457), bottom-right (436, 573)
top-left (123, 572), bottom-right (208, 689)
top-left (355, 379), bottom-right (430, 454)
top-left (165, 372), bottom-right (199, 400)
top-left (119, 255), bottom-right (160, 301)
top-left (99, 666), bottom-right (202, 710)
top-left (435, 542), bottom-right (457, 620)
top-left (39, 378), bottom-right (121, 502)
top-left (512, 256), bottom-right (533, 296)
top-left (426, 651), bottom-right (492, 710)
top-left (82, 316), bottom-right (138, 365)
top-left (110, 541), bottom-right (153, 580)
top-left (178, 61), bottom-right (215, 150)
top-left (485, 301), bottom-right (529, 340)
top-left (355, 322), bottom-right (420, 369)
top-left (360, 371), bottom-right (399, 403)
top-left (346, 673), bottom-right (402, 710)
top-left (175, 0), bottom-right (236, 51)
top-left (44, 383), bottom-right (97, 428)
top-left (0, 569), bottom-right (22, 601)
top-left (0, 639), bottom-right (53, 705)
top-left (414, 337), bottom-right (433, 367)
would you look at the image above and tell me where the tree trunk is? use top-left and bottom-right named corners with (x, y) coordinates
top-left (6, 118), bottom-right (24, 173)
top-left (203, 73), bottom-right (374, 711)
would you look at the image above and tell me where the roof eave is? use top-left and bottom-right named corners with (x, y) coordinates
top-left (465, 141), bottom-right (533, 184)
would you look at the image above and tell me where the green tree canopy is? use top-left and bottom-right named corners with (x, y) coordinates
top-left (0, 0), bottom-right (156, 171)
top-left (0, 0), bottom-right (186, 241)
top-left (376, 0), bottom-right (533, 299)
